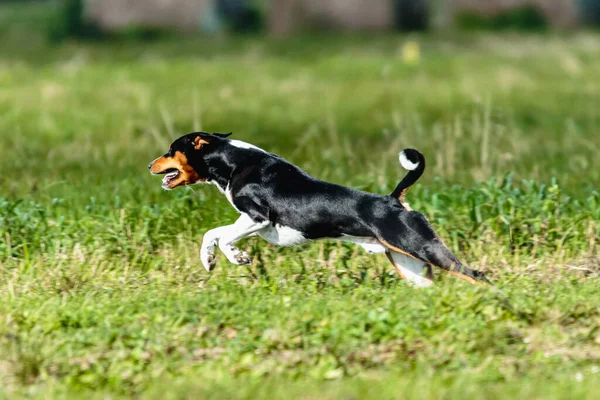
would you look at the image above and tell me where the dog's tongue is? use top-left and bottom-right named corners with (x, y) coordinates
top-left (163, 171), bottom-right (179, 185)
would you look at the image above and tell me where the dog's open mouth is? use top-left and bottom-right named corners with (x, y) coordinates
top-left (159, 168), bottom-right (180, 187)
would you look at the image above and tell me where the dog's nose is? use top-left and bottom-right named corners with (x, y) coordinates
top-left (148, 162), bottom-right (152, 169)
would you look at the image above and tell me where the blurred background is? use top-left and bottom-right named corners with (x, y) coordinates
top-left (1, 0), bottom-right (599, 194)
top-left (2, 0), bottom-right (599, 193)
top-left (3, 0), bottom-right (600, 40)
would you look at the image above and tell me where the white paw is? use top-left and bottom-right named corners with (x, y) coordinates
top-left (221, 245), bottom-right (251, 266)
top-left (200, 248), bottom-right (217, 272)
top-left (234, 251), bottom-right (252, 266)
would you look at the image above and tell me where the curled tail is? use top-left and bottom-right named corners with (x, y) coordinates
top-left (390, 148), bottom-right (425, 206)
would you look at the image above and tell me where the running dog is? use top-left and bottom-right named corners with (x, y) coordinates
top-left (149, 132), bottom-right (490, 287)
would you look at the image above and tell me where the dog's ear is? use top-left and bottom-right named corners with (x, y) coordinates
top-left (213, 132), bottom-right (232, 138)
top-left (191, 135), bottom-right (210, 150)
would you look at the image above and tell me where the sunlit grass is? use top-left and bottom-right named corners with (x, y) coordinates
top-left (0, 3), bottom-right (599, 397)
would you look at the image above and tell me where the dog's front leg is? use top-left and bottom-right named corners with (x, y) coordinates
top-left (200, 225), bottom-right (232, 271)
top-left (218, 214), bottom-right (270, 266)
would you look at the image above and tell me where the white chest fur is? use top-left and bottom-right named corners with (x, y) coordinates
top-left (209, 181), bottom-right (239, 212)
top-left (258, 224), bottom-right (308, 246)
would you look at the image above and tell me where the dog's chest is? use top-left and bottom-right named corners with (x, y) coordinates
top-left (258, 224), bottom-right (308, 246)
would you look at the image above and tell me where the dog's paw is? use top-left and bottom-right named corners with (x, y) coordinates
top-left (221, 244), bottom-right (251, 266)
top-left (201, 250), bottom-right (217, 272)
top-left (234, 251), bottom-right (252, 266)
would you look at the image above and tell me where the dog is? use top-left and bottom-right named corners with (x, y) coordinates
top-left (149, 132), bottom-right (490, 287)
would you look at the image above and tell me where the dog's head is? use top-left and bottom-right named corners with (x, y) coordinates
top-left (148, 132), bottom-right (231, 190)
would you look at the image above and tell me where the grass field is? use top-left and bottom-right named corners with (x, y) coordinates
top-left (1, 4), bottom-right (600, 399)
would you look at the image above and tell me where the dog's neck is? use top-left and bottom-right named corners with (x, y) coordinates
top-left (203, 154), bottom-right (234, 191)
top-left (200, 143), bottom-right (260, 192)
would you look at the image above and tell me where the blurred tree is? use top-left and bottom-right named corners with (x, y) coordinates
top-left (579, 0), bottom-right (600, 25)
top-left (217, 0), bottom-right (263, 32)
top-left (394, 0), bottom-right (429, 31)
top-left (456, 5), bottom-right (548, 31)
top-left (451, 0), bottom-right (577, 29)
top-left (48, 0), bottom-right (104, 41)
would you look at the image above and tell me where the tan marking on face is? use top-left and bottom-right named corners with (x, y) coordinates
top-left (149, 151), bottom-right (203, 189)
top-left (193, 136), bottom-right (210, 150)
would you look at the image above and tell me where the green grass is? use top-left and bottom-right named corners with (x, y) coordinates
top-left (1, 3), bottom-right (600, 398)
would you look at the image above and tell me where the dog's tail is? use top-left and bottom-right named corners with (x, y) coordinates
top-left (390, 149), bottom-right (425, 205)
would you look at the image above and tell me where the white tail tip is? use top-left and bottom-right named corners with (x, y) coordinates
top-left (399, 150), bottom-right (419, 171)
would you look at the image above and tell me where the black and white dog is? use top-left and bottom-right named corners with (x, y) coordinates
top-left (149, 132), bottom-right (490, 287)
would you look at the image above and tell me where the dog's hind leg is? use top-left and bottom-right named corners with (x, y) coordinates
top-left (385, 251), bottom-right (433, 288)
top-left (376, 211), bottom-right (491, 285)
top-left (381, 237), bottom-right (490, 286)
top-left (421, 243), bottom-right (490, 285)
